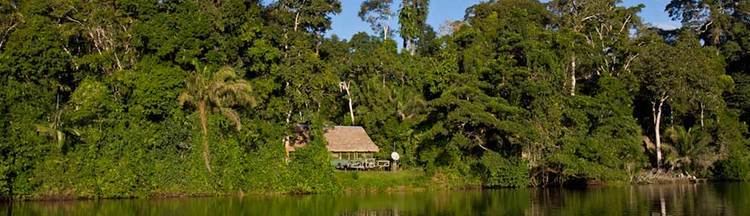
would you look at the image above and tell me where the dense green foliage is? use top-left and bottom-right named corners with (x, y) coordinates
top-left (1, 0), bottom-right (750, 198)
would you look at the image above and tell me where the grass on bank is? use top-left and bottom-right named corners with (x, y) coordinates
top-left (334, 169), bottom-right (481, 192)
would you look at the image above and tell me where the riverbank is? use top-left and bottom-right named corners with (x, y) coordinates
top-left (8, 169), bottom-right (728, 201)
top-left (334, 169), bottom-right (481, 193)
top-left (634, 170), bottom-right (709, 185)
top-left (8, 169), bottom-right (475, 201)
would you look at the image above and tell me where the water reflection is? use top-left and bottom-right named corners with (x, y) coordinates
top-left (1, 183), bottom-right (748, 215)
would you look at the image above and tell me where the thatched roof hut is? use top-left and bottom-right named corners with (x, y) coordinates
top-left (285, 126), bottom-right (380, 160)
top-left (323, 126), bottom-right (379, 153)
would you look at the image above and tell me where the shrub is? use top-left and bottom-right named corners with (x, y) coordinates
top-left (714, 153), bottom-right (750, 181)
top-left (286, 125), bottom-right (339, 193)
top-left (478, 152), bottom-right (529, 188)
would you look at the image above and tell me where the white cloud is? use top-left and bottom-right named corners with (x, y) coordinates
top-left (652, 21), bottom-right (681, 30)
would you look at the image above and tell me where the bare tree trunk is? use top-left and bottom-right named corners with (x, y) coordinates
top-left (315, 34), bottom-right (321, 55)
top-left (198, 100), bottom-right (212, 173)
top-left (294, 12), bottom-right (300, 32)
top-left (113, 51), bottom-right (123, 71)
top-left (286, 109), bottom-right (292, 124)
top-left (340, 82), bottom-right (355, 125)
top-left (409, 40), bottom-right (416, 56)
top-left (384, 25), bottom-right (389, 41)
top-left (570, 55), bottom-right (577, 96)
top-left (653, 95), bottom-right (668, 170)
top-left (700, 102), bottom-right (705, 128)
top-left (0, 22), bottom-right (18, 50)
top-left (283, 31), bottom-right (289, 57)
top-left (404, 39), bottom-right (415, 56)
top-left (283, 136), bottom-right (291, 161)
top-left (382, 74), bottom-right (386, 88)
top-left (347, 94), bottom-right (355, 125)
top-left (405, 40), bottom-right (410, 55)
top-left (293, 0), bottom-right (307, 32)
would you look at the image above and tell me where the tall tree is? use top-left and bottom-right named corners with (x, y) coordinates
top-left (666, 0), bottom-right (747, 46)
top-left (47, 0), bottom-right (138, 74)
top-left (399, 0), bottom-right (429, 55)
top-left (359, 0), bottom-right (395, 40)
top-left (636, 35), bottom-right (683, 169)
top-left (634, 30), bottom-right (727, 169)
top-left (667, 0), bottom-right (750, 125)
top-left (268, 0), bottom-right (341, 52)
top-left (264, 0), bottom-right (341, 125)
top-left (548, 0), bottom-right (643, 96)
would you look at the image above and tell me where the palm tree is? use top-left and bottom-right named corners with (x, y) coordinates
top-left (663, 126), bottom-right (714, 174)
top-left (178, 66), bottom-right (256, 173)
top-left (35, 122), bottom-right (80, 152)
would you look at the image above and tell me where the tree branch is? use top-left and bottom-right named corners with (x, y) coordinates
top-left (620, 15), bottom-right (632, 33)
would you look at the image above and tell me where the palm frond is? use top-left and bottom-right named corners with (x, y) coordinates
top-left (220, 108), bottom-right (242, 131)
top-left (180, 70), bottom-right (212, 108)
top-left (213, 66), bottom-right (238, 82)
top-left (177, 92), bottom-right (194, 107)
top-left (35, 123), bottom-right (56, 135)
top-left (35, 124), bottom-right (65, 149)
top-left (211, 80), bottom-right (256, 108)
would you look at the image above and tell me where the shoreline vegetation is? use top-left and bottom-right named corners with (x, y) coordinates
top-left (6, 169), bottom-right (727, 201)
top-left (3, 0), bottom-right (750, 201)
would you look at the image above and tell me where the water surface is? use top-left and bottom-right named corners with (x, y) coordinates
top-left (2, 183), bottom-right (749, 215)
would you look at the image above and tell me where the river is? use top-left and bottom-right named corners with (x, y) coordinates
top-left (2, 183), bottom-right (748, 215)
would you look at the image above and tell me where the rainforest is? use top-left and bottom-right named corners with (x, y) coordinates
top-left (1, 0), bottom-right (750, 199)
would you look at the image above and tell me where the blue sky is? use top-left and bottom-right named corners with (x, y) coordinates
top-left (328, 0), bottom-right (681, 39)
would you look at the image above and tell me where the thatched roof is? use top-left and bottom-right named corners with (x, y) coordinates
top-left (324, 126), bottom-right (380, 153)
